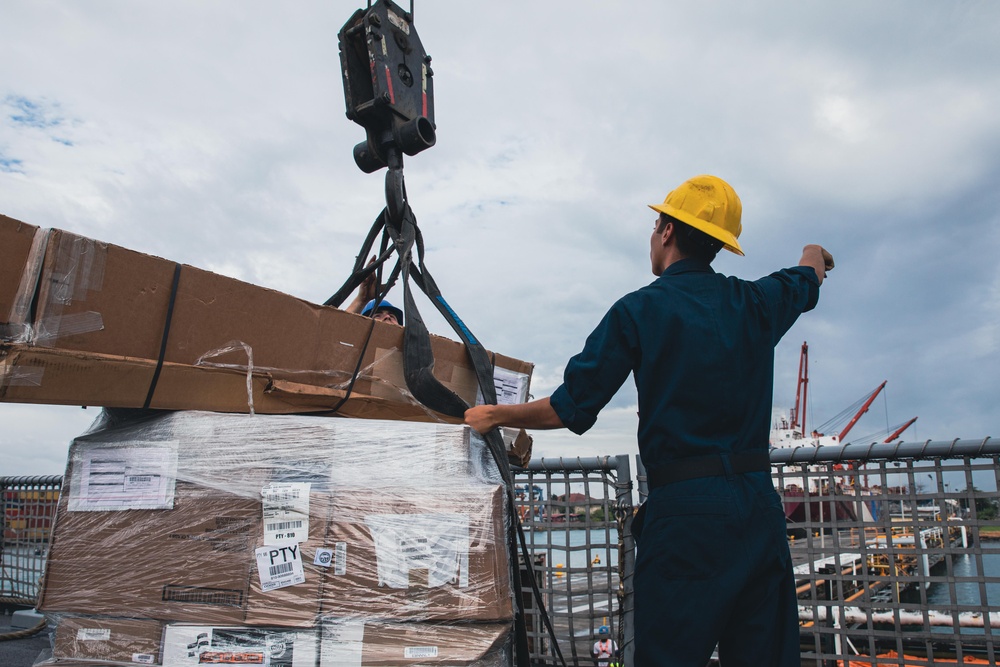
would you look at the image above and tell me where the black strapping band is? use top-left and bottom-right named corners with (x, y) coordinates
top-left (143, 263), bottom-right (182, 409)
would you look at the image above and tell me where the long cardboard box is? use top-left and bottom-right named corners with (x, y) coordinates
top-left (0, 216), bottom-right (533, 421)
top-left (0, 345), bottom-right (464, 420)
top-left (0, 215), bottom-right (42, 339)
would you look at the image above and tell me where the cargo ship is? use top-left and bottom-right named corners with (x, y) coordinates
top-left (770, 342), bottom-right (917, 529)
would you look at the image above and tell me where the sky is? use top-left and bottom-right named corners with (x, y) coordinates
top-left (1, 1), bottom-right (998, 477)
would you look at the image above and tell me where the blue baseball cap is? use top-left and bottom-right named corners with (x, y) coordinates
top-left (360, 299), bottom-right (403, 325)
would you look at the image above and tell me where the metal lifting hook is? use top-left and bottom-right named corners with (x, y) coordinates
top-left (339, 0), bottom-right (432, 252)
top-left (339, 0), bottom-right (435, 176)
top-left (329, 5), bottom-right (567, 665)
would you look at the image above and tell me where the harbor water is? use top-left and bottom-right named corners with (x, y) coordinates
top-left (899, 552), bottom-right (1000, 636)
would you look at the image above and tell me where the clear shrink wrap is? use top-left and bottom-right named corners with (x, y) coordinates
top-left (35, 410), bottom-right (514, 667)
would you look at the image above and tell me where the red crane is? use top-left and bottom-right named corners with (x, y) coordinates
top-left (884, 417), bottom-right (918, 443)
top-left (837, 381), bottom-right (887, 442)
top-left (787, 342), bottom-right (892, 443)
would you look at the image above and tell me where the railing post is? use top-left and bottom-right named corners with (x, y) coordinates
top-left (614, 454), bottom-right (635, 667)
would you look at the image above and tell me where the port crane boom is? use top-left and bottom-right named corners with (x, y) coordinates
top-left (885, 416), bottom-right (919, 443)
top-left (838, 381), bottom-right (887, 442)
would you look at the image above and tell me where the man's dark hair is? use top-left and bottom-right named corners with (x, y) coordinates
top-left (657, 214), bottom-right (725, 263)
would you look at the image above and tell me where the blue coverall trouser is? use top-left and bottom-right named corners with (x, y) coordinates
top-left (634, 471), bottom-right (801, 667)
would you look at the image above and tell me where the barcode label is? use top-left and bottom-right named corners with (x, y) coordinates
top-left (265, 520), bottom-right (303, 532)
top-left (262, 488), bottom-right (301, 501)
top-left (262, 482), bottom-right (310, 545)
top-left (132, 653), bottom-right (155, 664)
top-left (405, 646), bottom-right (439, 659)
top-left (269, 561), bottom-right (294, 577)
top-left (256, 542), bottom-right (305, 592)
top-left (334, 542), bottom-right (347, 576)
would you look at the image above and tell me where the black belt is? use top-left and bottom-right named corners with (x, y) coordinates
top-left (646, 450), bottom-right (771, 488)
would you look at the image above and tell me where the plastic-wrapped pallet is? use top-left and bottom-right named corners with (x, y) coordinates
top-left (35, 410), bottom-right (513, 666)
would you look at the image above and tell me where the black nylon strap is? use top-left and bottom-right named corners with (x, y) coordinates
top-left (330, 201), bottom-right (566, 667)
top-left (324, 210), bottom-right (398, 308)
top-left (646, 449), bottom-right (771, 488)
top-left (384, 204), bottom-right (564, 667)
top-left (143, 263), bottom-right (182, 409)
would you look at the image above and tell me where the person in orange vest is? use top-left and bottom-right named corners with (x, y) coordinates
top-left (592, 625), bottom-right (619, 667)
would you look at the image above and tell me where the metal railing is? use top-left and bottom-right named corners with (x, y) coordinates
top-left (5, 438), bottom-right (999, 667)
top-left (773, 438), bottom-right (1000, 667)
top-left (638, 438), bottom-right (1000, 667)
top-left (0, 476), bottom-right (61, 606)
top-left (2, 464), bottom-right (635, 667)
top-left (513, 456), bottom-right (635, 667)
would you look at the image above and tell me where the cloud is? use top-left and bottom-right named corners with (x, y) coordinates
top-left (1, 0), bottom-right (999, 475)
top-left (0, 154), bottom-right (24, 173)
top-left (5, 95), bottom-right (65, 130)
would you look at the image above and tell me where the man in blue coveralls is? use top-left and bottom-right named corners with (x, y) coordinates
top-left (464, 174), bottom-right (834, 666)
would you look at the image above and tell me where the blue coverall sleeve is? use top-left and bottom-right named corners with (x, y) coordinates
top-left (753, 266), bottom-right (820, 345)
top-left (550, 303), bottom-right (639, 435)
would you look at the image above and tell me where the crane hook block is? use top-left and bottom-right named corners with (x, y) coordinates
top-left (339, 0), bottom-right (436, 173)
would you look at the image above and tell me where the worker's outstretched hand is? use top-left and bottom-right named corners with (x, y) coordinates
top-left (821, 248), bottom-right (835, 272)
top-left (800, 245), bottom-right (834, 285)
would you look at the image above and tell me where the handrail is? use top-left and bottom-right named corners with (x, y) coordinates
top-left (769, 436), bottom-right (995, 464)
top-left (521, 456), bottom-right (622, 473)
top-left (0, 475), bottom-right (63, 487)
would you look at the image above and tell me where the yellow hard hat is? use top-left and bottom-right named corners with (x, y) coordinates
top-left (648, 175), bottom-right (744, 256)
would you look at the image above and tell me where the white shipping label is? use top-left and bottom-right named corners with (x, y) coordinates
top-left (364, 513), bottom-right (470, 589)
top-left (255, 542), bottom-right (306, 592)
top-left (314, 547), bottom-right (334, 567)
top-left (405, 646), bottom-right (439, 659)
top-left (132, 653), bottom-right (155, 664)
top-left (68, 443), bottom-right (178, 511)
top-left (313, 543), bottom-right (347, 575)
top-left (262, 482), bottom-right (310, 544)
top-left (161, 625), bottom-right (317, 667)
top-left (318, 620), bottom-right (364, 667)
top-left (333, 542), bottom-right (346, 575)
top-left (476, 367), bottom-right (529, 406)
top-left (77, 628), bottom-right (111, 641)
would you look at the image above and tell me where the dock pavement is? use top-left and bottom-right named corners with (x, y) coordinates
top-left (0, 608), bottom-right (50, 667)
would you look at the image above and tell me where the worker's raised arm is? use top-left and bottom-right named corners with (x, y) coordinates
top-left (345, 256), bottom-right (378, 314)
top-left (464, 397), bottom-right (565, 434)
top-left (799, 244), bottom-right (835, 285)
